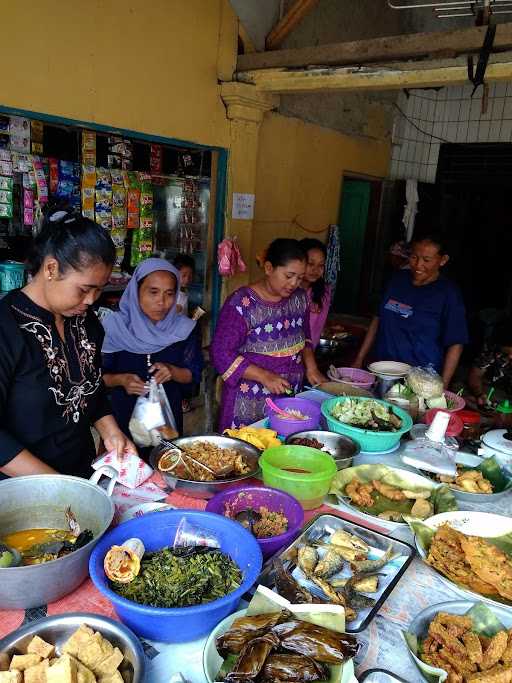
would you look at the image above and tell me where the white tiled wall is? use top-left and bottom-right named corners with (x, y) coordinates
top-left (390, 81), bottom-right (512, 184)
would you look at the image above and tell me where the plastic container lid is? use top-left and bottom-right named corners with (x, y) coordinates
top-left (458, 409), bottom-right (481, 425)
top-left (481, 428), bottom-right (512, 455)
top-left (425, 408), bottom-right (464, 437)
top-left (496, 400), bottom-right (512, 414)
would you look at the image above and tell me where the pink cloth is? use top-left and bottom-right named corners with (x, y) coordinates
top-left (306, 285), bottom-right (332, 348)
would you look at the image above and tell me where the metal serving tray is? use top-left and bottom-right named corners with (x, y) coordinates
top-left (359, 670), bottom-right (409, 682)
top-left (257, 513), bottom-right (415, 633)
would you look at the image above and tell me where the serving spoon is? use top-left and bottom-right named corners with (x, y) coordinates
top-left (234, 508), bottom-right (262, 535)
top-left (265, 397), bottom-right (307, 420)
top-left (157, 439), bottom-right (234, 478)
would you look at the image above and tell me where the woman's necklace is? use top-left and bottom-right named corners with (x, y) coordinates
top-left (146, 353), bottom-right (152, 380)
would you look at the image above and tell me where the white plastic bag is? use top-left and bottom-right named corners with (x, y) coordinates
top-left (129, 378), bottom-right (178, 447)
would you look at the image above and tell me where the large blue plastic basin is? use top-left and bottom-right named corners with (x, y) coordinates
top-left (89, 510), bottom-right (262, 643)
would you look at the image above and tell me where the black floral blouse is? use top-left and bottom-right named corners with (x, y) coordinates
top-left (0, 290), bottom-right (111, 477)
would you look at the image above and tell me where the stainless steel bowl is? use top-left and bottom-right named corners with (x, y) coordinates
top-left (416, 451), bottom-right (512, 503)
top-left (405, 600), bottom-right (512, 681)
top-left (0, 612), bottom-right (145, 683)
top-left (0, 469), bottom-right (116, 609)
top-left (285, 429), bottom-right (360, 469)
top-left (150, 434), bottom-right (261, 498)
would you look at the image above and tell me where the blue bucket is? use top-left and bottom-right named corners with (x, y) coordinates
top-left (0, 261), bottom-right (26, 291)
top-left (89, 509), bottom-right (262, 642)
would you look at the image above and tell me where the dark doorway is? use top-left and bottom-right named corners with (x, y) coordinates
top-left (333, 176), bottom-right (382, 317)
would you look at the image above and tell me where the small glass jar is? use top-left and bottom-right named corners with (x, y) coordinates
top-left (458, 410), bottom-right (481, 440)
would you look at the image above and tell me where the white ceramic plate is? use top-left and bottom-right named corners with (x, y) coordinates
top-left (202, 609), bottom-right (357, 683)
top-left (414, 510), bottom-right (512, 609)
top-left (368, 361), bottom-right (411, 379)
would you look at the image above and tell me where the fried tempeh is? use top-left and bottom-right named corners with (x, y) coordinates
top-left (466, 665), bottom-right (512, 682)
top-left (429, 621), bottom-right (467, 657)
top-left (502, 632), bottom-right (512, 665)
top-left (438, 647), bottom-right (477, 675)
top-left (481, 632), bottom-right (510, 671)
top-left (463, 631), bottom-right (484, 664)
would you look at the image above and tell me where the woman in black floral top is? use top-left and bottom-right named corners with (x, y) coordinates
top-left (0, 210), bottom-right (135, 478)
top-left (468, 319), bottom-right (512, 405)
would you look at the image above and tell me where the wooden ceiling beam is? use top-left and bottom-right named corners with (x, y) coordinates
top-left (236, 55), bottom-right (512, 93)
top-left (266, 0), bottom-right (320, 51)
top-left (240, 22), bottom-right (512, 71)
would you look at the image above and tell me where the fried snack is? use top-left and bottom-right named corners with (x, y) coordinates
top-left (459, 536), bottom-right (512, 602)
top-left (466, 667), bottom-right (512, 682)
top-left (501, 632), bottom-right (512, 665)
top-left (429, 621), bottom-right (468, 657)
top-left (481, 632), bottom-right (510, 671)
top-left (420, 612), bottom-right (512, 683)
top-left (345, 479), bottom-right (375, 507)
top-left (426, 525), bottom-right (500, 597)
top-left (439, 469), bottom-right (494, 494)
top-left (463, 632), bottom-right (484, 664)
top-left (372, 480), bottom-right (407, 501)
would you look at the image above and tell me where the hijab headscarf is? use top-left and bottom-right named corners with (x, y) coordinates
top-left (102, 258), bottom-right (196, 354)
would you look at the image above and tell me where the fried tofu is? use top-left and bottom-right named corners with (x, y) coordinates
top-left (46, 655), bottom-right (77, 683)
top-left (28, 635), bottom-right (55, 659)
top-left (76, 632), bottom-right (113, 673)
top-left (10, 655), bottom-right (42, 671)
top-left (68, 657), bottom-right (96, 683)
top-left (93, 651), bottom-right (123, 678)
top-left (0, 655), bottom-right (10, 673)
top-left (62, 627), bottom-right (95, 659)
top-left (0, 672), bottom-right (23, 683)
top-left (99, 671), bottom-right (124, 683)
top-left (24, 660), bottom-right (49, 683)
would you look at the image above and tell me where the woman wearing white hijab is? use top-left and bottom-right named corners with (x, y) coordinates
top-left (102, 258), bottom-right (203, 437)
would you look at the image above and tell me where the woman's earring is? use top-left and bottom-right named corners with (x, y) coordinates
top-left (48, 275), bottom-right (52, 281)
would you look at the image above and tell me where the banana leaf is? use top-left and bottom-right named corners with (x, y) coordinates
top-left (329, 464), bottom-right (457, 521)
top-left (214, 585), bottom-right (357, 683)
top-left (409, 518), bottom-right (512, 558)
top-left (402, 602), bottom-right (511, 683)
top-left (460, 455), bottom-right (512, 493)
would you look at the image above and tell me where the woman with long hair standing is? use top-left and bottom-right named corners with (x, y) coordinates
top-left (299, 238), bottom-right (332, 348)
top-left (211, 238), bottom-right (326, 431)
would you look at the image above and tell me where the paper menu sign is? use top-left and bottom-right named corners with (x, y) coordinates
top-left (232, 192), bottom-right (255, 220)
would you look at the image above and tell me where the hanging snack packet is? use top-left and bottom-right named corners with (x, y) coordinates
top-left (82, 165), bottom-right (96, 188)
top-left (56, 160), bottom-right (79, 201)
top-left (31, 156), bottom-right (48, 204)
top-left (127, 171), bottom-right (140, 230)
top-left (0, 176), bottom-right (12, 191)
top-left (82, 131), bottom-right (96, 166)
top-left (95, 168), bottom-right (112, 229)
top-left (150, 144), bottom-right (162, 174)
top-left (49, 158), bottom-right (59, 194)
top-left (111, 228), bottom-right (126, 271)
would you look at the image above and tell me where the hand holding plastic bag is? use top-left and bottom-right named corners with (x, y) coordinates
top-left (129, 378), bottom-right (178, 447)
